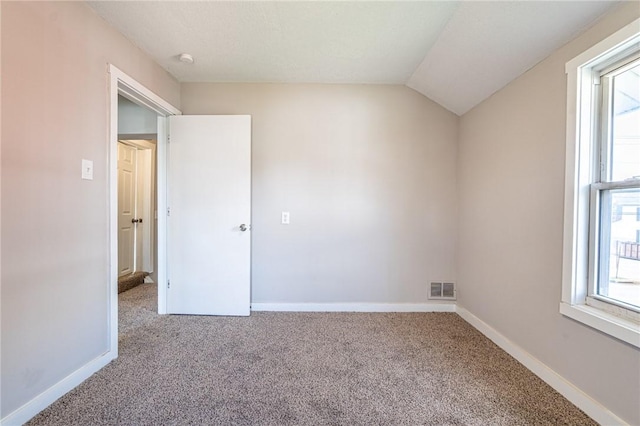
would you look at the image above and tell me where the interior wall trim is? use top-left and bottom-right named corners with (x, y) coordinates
top-left (3, 304), bottom-right (626, 425)
top-left (251, 302), bottom-right (456, 312)
top-left (456, 306), bottom-right (627, 426)
top-left (0, 352), bottom-right (115, 426)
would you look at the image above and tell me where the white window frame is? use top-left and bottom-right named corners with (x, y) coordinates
top-left (561, 18), bottom-right (640, 349)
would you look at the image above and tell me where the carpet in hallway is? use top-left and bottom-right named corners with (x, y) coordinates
top-left (117, 271), bottom-right (147, 294)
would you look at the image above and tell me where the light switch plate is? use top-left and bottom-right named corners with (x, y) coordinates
top-left (82, 159), bottom-right (94, 180)
top-left (281, 211), bottom-right (290, 225)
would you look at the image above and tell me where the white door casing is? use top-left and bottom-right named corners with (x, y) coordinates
top-left (117, 142), bottom-right (137, 277)
top-left (167, 115), bottom-right (251, 316)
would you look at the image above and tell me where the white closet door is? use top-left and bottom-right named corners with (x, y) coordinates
top-left (118, 143), bottom-right (137, 277)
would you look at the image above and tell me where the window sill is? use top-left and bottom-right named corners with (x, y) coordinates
top-left (560, 302), bottom-right (640, 348)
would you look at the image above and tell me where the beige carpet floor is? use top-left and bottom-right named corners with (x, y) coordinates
top-left (28, 283), bottom-right (595, 425)
top-left (117, 271), bottom-right (147, 294)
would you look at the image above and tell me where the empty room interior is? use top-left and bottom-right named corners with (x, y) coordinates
top-left (1, 1), bottom-right (640, 425)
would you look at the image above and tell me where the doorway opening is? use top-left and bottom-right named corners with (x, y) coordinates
top-left (116, 96), bottom-right (161, 339)
top-left (117, 95), bottom-right (159, 293)
top-left (109, 65), bottom-right (181, 357)
top-left (117, 139), bottom-right (155, 282)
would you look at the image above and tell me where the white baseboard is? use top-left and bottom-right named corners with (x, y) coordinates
top-left (1, 350), bottom-right (116, 426)
top-left (456, 306), bottom-right (626, 426)
top-left (4, 305), bottom-right (623, 425)
top-left (251, 302), bottom-right (456, 312)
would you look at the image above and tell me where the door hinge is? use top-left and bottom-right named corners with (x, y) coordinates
top-left (167, 280), bottom-right (170, 289)
top-left (167, 207), bottom-right (171, 217)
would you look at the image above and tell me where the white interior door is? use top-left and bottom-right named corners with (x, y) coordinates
top-left (118, 143), bottom-right (137, 277)
top-left (167, 115), bottom-right (251, 316)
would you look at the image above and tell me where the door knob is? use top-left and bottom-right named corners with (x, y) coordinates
top-left (132, 218), bottom-right (143, 224)
top-left (239, 224), bottom-right (248, 232)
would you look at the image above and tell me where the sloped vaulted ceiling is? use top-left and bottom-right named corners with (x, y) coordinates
top-left (88, 1), bottom-right (621, 116)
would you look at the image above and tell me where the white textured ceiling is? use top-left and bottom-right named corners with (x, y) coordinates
top-left (88, 1), bottom-right (620, 115)
top-left (407, 1), bottom-right (620, 115)
top-left (89, 1), bottom-right (458, 84)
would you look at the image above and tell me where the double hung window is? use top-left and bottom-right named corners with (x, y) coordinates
top-left (590, 54), bottom-right (640, 313)
top-left (562, 19), bottom-right (640, 347)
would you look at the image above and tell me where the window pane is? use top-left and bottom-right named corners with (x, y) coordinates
top-left (610, 63), bottom-right (640, 182)
top-left (599, 188), bottom-right (640, 309)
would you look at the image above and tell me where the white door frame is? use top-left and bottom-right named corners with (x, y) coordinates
top-left (108, 65), bottom-right (180, 355)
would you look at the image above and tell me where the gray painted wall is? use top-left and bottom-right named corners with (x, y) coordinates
top-left (457, 3), bottom-right (640, 424)
top-left (0, 1), bottom-right (179, 417)
top-left (181, 84), bottom-right (459, 305)
top-left (118, 95), bottom-right (158, 136)
top-left (2, 0), bottom-right (638, 423)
